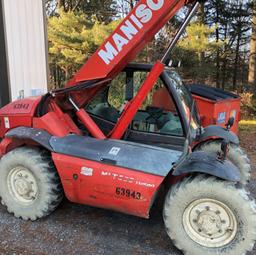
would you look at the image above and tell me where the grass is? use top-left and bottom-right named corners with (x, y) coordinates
top-left (240, 120), bottom-right (256, 125)
top-left (239, 120), bottom-right (256, 132)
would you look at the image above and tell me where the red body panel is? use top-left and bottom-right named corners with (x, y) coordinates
top-left (0, 97), bottom-right (41, 137)
top-left (152, 87), bottom-right (177, 112)
top-left (33, 100), bottom-right (81, 137)
top-left (33, 112), bottom-right (75, 137)
top-left (0, 97), bottom-right (41, 116)
top-left (193, 95), bottom-right (241, 135)
top-left (68, 0), bottom-right (194, 85)
top-left (52, 153), bottom-right (164, 218)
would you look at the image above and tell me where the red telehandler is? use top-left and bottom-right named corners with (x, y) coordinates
top-left (0, 1), bottom-right (255, 254)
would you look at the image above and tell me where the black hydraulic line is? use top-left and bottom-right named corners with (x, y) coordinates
top-left (51, 78), bottom-right (111, 95)
top-left (161, 1), bottom-right (200, 65)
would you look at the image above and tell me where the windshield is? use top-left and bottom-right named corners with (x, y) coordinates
top-left (166, 70), bottom-right (201, 131)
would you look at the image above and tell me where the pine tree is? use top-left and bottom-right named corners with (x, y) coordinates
top-left (48, 9), bottom-right (118, 88)
top-left (47, 0), bottom-right (117, 23)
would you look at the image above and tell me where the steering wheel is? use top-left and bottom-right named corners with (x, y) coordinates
top-left (146, 106), bottom-right (172, 130)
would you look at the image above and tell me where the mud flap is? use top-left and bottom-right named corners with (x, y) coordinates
top-left (6, 127), bottom-right (52, 151)
top-left (172, 151), bottom-right (240, 182)
top-left (199, 125), bottom-right (239, 145)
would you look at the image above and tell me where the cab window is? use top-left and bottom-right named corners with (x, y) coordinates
top-left (86, 70), bottom-right (184, 137)
top-left (132, 71), bottom-right (184, 136)
top-left (86, 73), bottom-right (126, 123)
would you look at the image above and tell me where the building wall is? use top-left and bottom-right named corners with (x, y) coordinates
top-left (2, 0), bottom-right (48, 101)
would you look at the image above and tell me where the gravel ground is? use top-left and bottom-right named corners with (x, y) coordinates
top-left (0, 128), bottom-right (256, 255)
top-left (1, 189), bottom-right (256, 255)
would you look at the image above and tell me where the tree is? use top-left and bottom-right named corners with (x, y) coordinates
top-left (48, 9), bottom-right (118, 88)
top-left (46, 0), bottom-right (253, 93)
top-left (230, 2), bottom-right (251, 90)
top-left (248, 1), bottom-right (256, 88)
top-left (116, 0), bottom-right (139, 16)
top-left (178, 22), bottom-right (221, 82)
top-left (198, 2), bottom-right (206, 72)
top-left (203, 0), bottom-right (251, 90)
top-left (50, 0), bottom-right (117, 23)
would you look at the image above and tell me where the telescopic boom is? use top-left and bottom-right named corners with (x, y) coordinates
top-left (67, 0), bottom-right (196, 86)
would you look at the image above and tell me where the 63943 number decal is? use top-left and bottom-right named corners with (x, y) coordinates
top-left (116, 187), bottom-right (141, 200)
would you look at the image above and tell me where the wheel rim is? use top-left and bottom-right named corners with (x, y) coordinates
top-left (7, 166), bottom-right (38, 204)
top-left (183, 198), bottom-right (237, 248)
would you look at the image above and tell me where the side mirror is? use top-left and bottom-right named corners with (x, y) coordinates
top-left (225, 117), bottom-right (234, 130)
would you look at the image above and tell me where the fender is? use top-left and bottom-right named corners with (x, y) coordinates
top-left (198, 125), bottom-right (239, 145)
top-left (4, 128), bottom-right (240, 183)
top-left (172, 151), bottom-right (240, 182)
top-left (5, 127), bottom-right (181, 177)
top-left (5, 127), bottom-right (52, 151)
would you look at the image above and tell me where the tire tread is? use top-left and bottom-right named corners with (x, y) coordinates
top-left (0, 147), bottom-right (63, 221)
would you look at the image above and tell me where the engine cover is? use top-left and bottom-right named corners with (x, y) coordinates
top-left (0, 97), bottom-right (41, 137)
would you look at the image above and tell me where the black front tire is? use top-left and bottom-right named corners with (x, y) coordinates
top-left (163, 175), bottom-right (256, 255)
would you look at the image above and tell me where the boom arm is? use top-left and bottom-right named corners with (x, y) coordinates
top-left (67, 0), bottom-right (196, 87)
